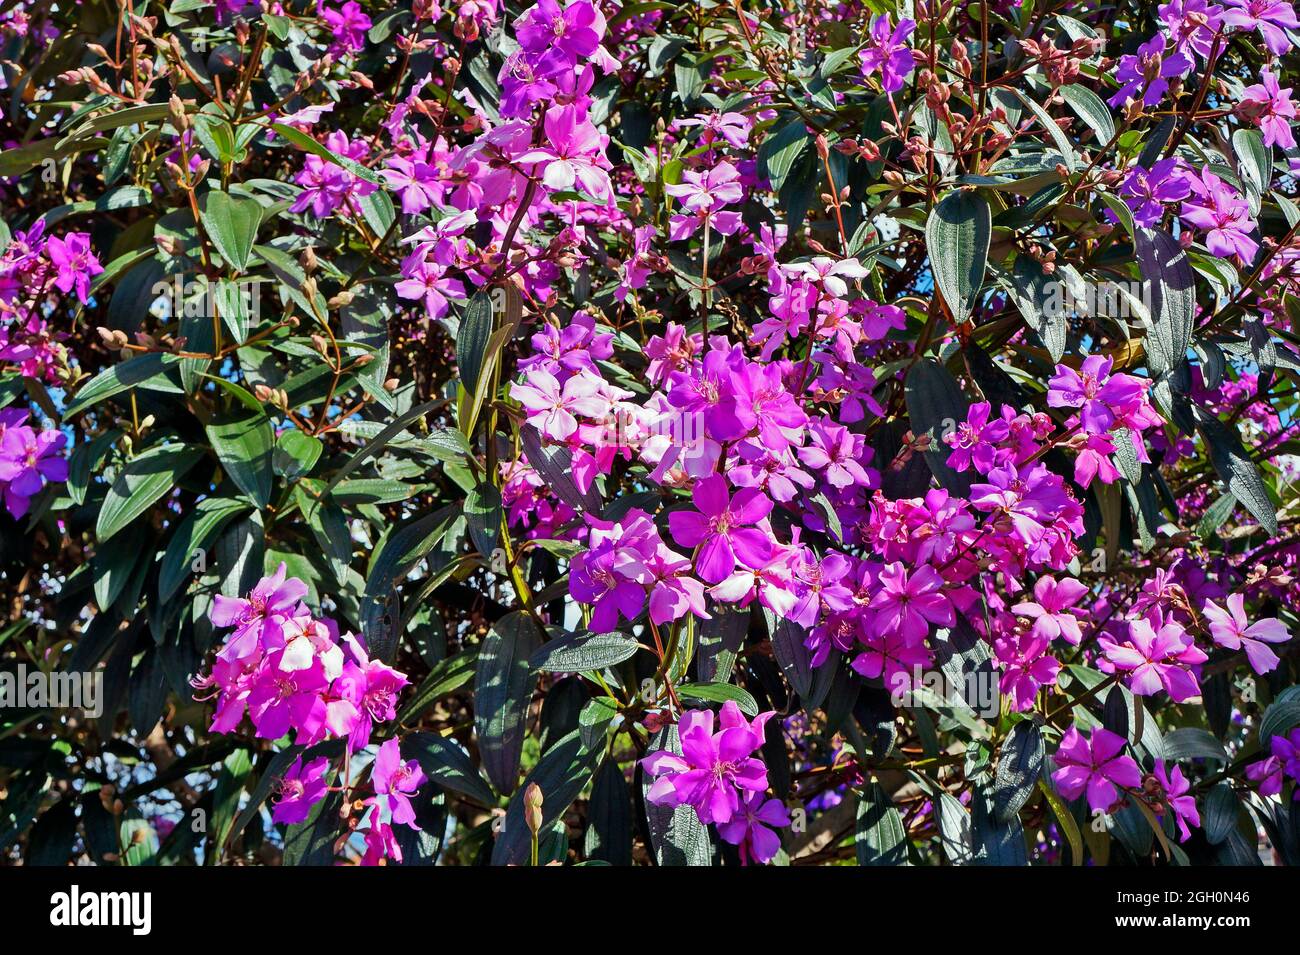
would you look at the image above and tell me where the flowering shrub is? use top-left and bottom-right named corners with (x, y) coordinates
top-left (2, 0), bottom-right (1300, 869)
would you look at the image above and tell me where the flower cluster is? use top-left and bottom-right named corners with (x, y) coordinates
top-left (194, 564), bottom-right (417, 863)
top-left (0, 406), bottom-right (67, 518)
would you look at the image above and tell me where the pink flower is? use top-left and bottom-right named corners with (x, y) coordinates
top-left (210, 563), bottom-right (309, 664)
top-left (868, 562), bottom-right (955, 643)
top-left (511, 368), bottom-right (609, 441)
top-left (859, 14), bottom-right (916, 93)
top-left (370, 738), bottom-right (427, 828)
top-left (1098, 613), bottom-right (1207, 702)
top-left (1011, 575), bottom-right (1089, 644)
top-left (1202, 593), bottom-right (1291, 674)
top-left (44, 233), bottom-right (103, 303)
top-left (1046, 355), bottom-right (1150, 435)
top-left (717, 790), bottom-right (789, 865)
top-left (272, 757), bottom-right (330, 825)
top-left (320, 1), bottom-right (372, 54)
top-left (1238, 69), bottom-right (1298, 149)
top-left (1153, 761), bottom-right (1200, 841)
top-left (668, 474), bottom-right (774, 584)
top-left (1052, 726), bottom-right (1143, 812)
top-left (641, 702), bottom-right (774, 825)
top-left (994, 630), bottom-right (1061, 712)
top-left (518, 104), bottom-right (612, 199)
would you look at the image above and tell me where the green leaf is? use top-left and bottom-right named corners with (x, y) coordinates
top-left (1161, 727), bottom-right (1229, 762)
top-left (474, 611), bottom-right (544, 795)
top-left (585, 757), bottom-right (633, 865)
top-left (206, 410), bottom-right (274, 509)
top-left (1202, 783), bottom-right (1240, 845)
top-left (904, 358), bottom-right (972, 495)
top-left (200, 191), bottom-right (261, 273)
top-left (270, 123), bottom-right (386, 186)
top-left (1135, 227), bottom-right (1194, 376)
top-left (464, 482), bottom-right (502, 561)
top-left (993, 720), bottom-right (1043, 823)
top-left (210, 748), bottom-right (253, 859)
top-left (530, 630), bottom-right (641, 672)
top-left (159, 497), bottom-right (253, 600)
top-left (676, 681), bottom-right (759, 716)
top-left (855, 782), bottom-right (909, 865)
top-left (281, 790), bottom-right (342, 866)
top-left (396, 648), bottom-right (479, 724)
top-left (1195, 409), bottom-right (1278, 536)
top-left (406, 732), bottom-right (496, 807)
top-left (758, 116), bottom-right (811, 193)
top-left (64, 353), bottom-right (185, 417)
top-left (456, 290), bottom-right (494, 396)
top-left (272, 430), bottom-right (323, 480)
top-left (1059, 83), bottom-right (1115, 145)
top-left (97, 444), bottom-right (206, 543)
top-left (926, 190), bottom-right (991, 322)
top-left (1259, 699), bottom-right (1300, 746)
top-left (1008, 255), bottom-right (1067, 361)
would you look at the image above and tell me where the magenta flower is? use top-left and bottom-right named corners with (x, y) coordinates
top-left (337, 632), bottom-right (410, 750)
top-left (370, 738), bottom-right (428, 828)
top-left (1202, 593), bottom-right (1291, 674)
top-left (668, 474), bottom-right (774, 583)
top-left (1180, 167), bottom-right (1259, 262)
top-left (717, 790), bottom-right (790, 865)
top-left (1098, 613), bottom-right (1207, 702)
top-left (1220, 0), bottom-right (1299, 54)
top-left (1238, 69), bottom-right (1298, 149)
top-left (210, 563), bottom-right (309, 664)
top-left (1159, 0), bottom-right (1224, 57)
top-left (868, 561), bottom-right (955, 643)
top-left (1052, 726), bottom-right (1143, 812)
top-left (1046, 355), bottom-right (1149, 435)
top-left (798, 419), bottom-right (873, 489)
top-left (1246, 754), bottom-right (1285, 796)
top-left (993, 631), bottom-right (1061, 712)
top-left (320, 1), bottom-right (372, 54)
top-left (518, 104), bottom-right (612, 199)
top-left (0, 424), bottom-right (68, 519)
top-left (1153, 761), bottom-right (1200, 841)
top-left (272, 757), bottom-right (330, 825)
top-left (246, 653), bottom-right (330, 740)
top-left (1108, 36), bottom-right (1192, 108)
top-left (1118, 158), bottom-right (1192, 228)
top-left (859, 14), bottom-right (916, 93)
top-left (944, 401), bottom-right (1011, 474)
top-left (1011, 575), bottom-right (1089, 645)
top-left (641, 702), bottom-right (774, 824)
top-left (511, 367), bottom-right (608, 441)
top-left (44, 233), bottom-right (103, 304)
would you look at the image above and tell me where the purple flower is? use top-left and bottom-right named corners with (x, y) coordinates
top-left (944, 401), bottom-right (1011, 473)
top-left (798, 419), bottom-right (873, 489)
top-left (1220, 0), bottom-right (1299, 55)
top-left (518, 103), bottom-right (612, 199)
top-left (337, 632), bottom-right (410, 750)
top-left (0, 424), bottom-right (67, 519)
top-left (511, 367), bottom-right (609, 441)
top-left (320, 1), bottom-right (372, 54)
top-left (210, 562), bottom-right (309, 664)
top-left (370, 738), bottom-right (428, 828)
top-left (668, 474), bottom-right (774, 583)
top-left (44, 233), bottom-right (103, 304)
top-left (1118, 158), bottom-right (1192, 228)
top-left (1159, 0), bottom-right (1224, 57)
top-left (1011, 574), bottom-right (1089, 644)
top-left (1238, 69), bottom-right (1298, 149)
top-left (272, 757), bottom-right (330, 825)
top-left (1052, 726), bottom-right (1143, 812)
top-left (1153, 761), bottom-right (1200, 841)
top-left (717, 790), bottom-right (790, 865)
top-left (859, 14), bottom-right (916, 93)
top-left (994, 631), bottom-right (1061, 712)
top-left (1180, 167), bottom-right (1259, 262)
top-left (868, 561), bottom-right (955, 643)
top-left (1202, 593), bottom-right (1291, 674)
top-left (1108, 36), bottom-right (1192, 109)
top-left (1098, 612), bottom-right (1207, 702)
top-left (641, 702), bottom-right (774, 825)
top-left (1046, 355), bottom-right (1149, 434)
